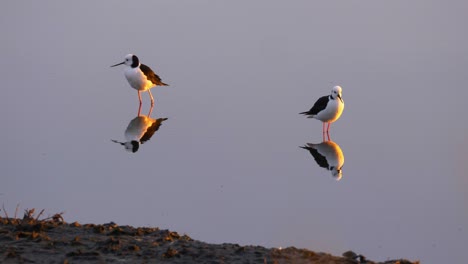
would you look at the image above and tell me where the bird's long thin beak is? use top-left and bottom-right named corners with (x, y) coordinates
top-left (338, 94), bottom-right (343, 103)
top-left (111, 139), bottom-right (125, 145)
top-left (110, 61), bottom-right (125, 67)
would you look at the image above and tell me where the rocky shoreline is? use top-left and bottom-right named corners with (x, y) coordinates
top-left (0, 211), bottom-right (417, 264)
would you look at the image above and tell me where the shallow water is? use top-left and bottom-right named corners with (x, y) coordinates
top-left (2, 1), bottom-right (468, 263)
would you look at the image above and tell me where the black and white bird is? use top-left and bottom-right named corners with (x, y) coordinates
top-left (112, 115), bottom-right (168, 153)
top-left (300, 86), bottom-right (344, 133)
top-left (111, 54), bottom-right (168, 106)
top-left (300, 140), bottom-right (344, 180)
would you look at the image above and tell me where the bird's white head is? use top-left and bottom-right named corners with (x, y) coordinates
top-left (331, 166), bottom-right (343, 181)
top-left (111, 139), bottom-right (140, 153)
top-left (111, 54), bottom-right (139, 68)
top-left (331, 85), bottom-right (343, 102)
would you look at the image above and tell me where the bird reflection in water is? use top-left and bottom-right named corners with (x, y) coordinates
top-left (300, 137), bottom-right (344, 181)
top-left (112, 105), bottom-right (168, 153)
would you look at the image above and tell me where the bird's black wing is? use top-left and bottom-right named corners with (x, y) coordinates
top-left (140, 118), bottom-right (168, 144)
top-left (300, 96), bottom-right (329, 116)
top-left (140, 64), bottom-right (169, 86)
top-left (301, 146), bottom-right (329, 169)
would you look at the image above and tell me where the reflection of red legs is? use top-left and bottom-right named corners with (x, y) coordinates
top-left (148, 90), bottom-right (155, 107)
top-left (148, 104), bottom-right (154, 117)
top-left (138, 91), bottom-right (143, 106)
top-left (137, 103), bottom-right (142, 116)
top-left (137, 102), bottom-right (153, 117)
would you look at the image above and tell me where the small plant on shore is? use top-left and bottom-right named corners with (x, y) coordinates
top-left (1, 204), bottom-right (65, 226)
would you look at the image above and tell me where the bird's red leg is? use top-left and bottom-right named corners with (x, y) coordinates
top-left (322, 122), bottom-right (326, 135)
top-left (327, 123), bottom-right (331, 133)
top-left (148, 90), bottom-right (155, 107)
top-left (138, 91), bottom-right (143, 106)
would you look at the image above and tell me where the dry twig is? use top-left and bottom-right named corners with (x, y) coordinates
top-left (2, 204), bottom-right (10, 224)
top-left (23, 208), bottom-right (35, 220)
top-left (42, 212), bottom-right (65, 223)
top-left (35, 209), bottom-right (45, 221)
top-left (52, 213), bottom-right (65, 223)
top-left (14, 203), bottom-right (20, 219)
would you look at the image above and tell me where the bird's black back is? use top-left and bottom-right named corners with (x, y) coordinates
top-left (301, 146), bottom-right (329, 169)
top-left (300, 95), bottom-right (330, 116)
top-left (140, 64), bottom-right (169, 86)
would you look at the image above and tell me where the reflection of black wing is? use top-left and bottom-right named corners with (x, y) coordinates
top-left (140, 118), bottom-right (168, 144)
top-left (301, 146), bottom-right (329, 169)
top-left (140, 64), bottom-right (169, 86)
top-left (300, 96), bottom-right (329, 116)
